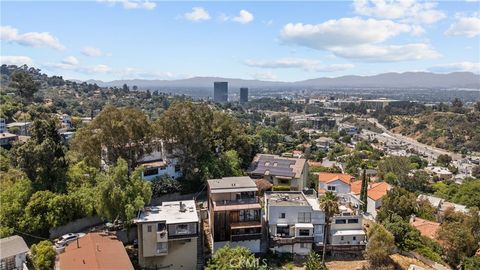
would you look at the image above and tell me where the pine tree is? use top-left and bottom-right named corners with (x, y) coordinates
top-left (360, 167), bottom-right (368, 212)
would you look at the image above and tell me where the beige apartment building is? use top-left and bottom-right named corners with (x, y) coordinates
top-left (135, 200), bottom-right (199, 270)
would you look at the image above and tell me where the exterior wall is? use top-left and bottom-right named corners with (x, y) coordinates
top-left (366, 197), bottom-right (382, 219)
top-left (213, 239), bottom-right (261, 253)
top-left (330, 216), bottom-right (363, 231)
top-left (319, 180), bottom-right (351, 195)
top-left (142, 160), bottom-right (182, 181)
top-left (140, 238), bottom-right (197, 270)
top-left (271, 243), bottom-right (312, 256)
top-left (268, 205), bottom-right (312, 227)
top-left (331, 234), bottom-right (365, 245)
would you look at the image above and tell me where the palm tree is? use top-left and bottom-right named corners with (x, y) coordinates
top-left (319, 191), bottom-right (339, 264)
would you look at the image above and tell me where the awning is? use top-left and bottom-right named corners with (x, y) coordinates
top-left (295, 223), bottom-right (314, 228)
top-left (332, 230), bottom-right (365, 236)
top-left (213, 203), bottom-right (261, 212)
top-left (210, 187), bottom-right (258, 193)
top-left (276, 224), bottom-right (288, 227)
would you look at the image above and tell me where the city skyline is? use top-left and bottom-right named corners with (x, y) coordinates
top-left (1, 0), bottom-right (479, 82)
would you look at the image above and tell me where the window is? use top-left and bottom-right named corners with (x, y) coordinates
top-left (335, 219), bottom-right (346, 224)
top-left (176, 224), bottom-right (189, 234)
top-left (347, 219), bottom-right (359, 224)
top-left (143, 168), bottom-right (158, 176)
top-left (280, 213), bottom-right (286, 219)
top-left (240, 209), bottom-right (260, 222)
top-left (327, 186), bottom-right (336, 191)
top-left (298, 212), bottom-right (311, 223)
top-left (156, 242), bottom-right (167, 253)
top-left (276, 226), bottom-right (289, 236)
top-left (298, 229), bottom-right (310, 236)
top-left (340, 236), bottom-right (344, 241)
top-left (353, 236), bottom-right (356, 241)
top-left (157, 223), bottom-right (166, 231)
top-left (147, 225), bottom-right (152, 232)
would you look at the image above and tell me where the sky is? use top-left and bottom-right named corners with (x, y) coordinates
top-left (1, 0), bottom-right (479, 82)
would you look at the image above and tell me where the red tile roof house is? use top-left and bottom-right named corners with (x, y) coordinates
top-left (57, 233), bottom-right (134, 270)
top-left (318, 172), bottom-right (391, 219)
top-left (409, 216), bottom-right (441, 241)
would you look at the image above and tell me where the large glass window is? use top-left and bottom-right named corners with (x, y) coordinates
top-left (347, 219), bottom-right (359, 224)
top-left (298, 212), bottom-right (311, 223)
top-left (335, 219), bottom-right (347, 224)
top-left (143, 168), bottom-right (158, 176)
top-left (298, 229), bottom-right (310, 236)
top-left (276, 226), bottom-right (289, 236)
top-left (239, 209), bottom-right (260, 221)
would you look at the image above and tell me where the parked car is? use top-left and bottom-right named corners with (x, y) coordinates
top-left (55, 233), bottom-right (85, 247)
top-left (106, 220), bottom-right (124, 231)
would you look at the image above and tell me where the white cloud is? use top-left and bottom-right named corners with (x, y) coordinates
top-left (252, 71), bottom-right (277, 81)
top-left (280, 18), bottom-right (416, 50)
top-left (280, 17), bottom-right (440, 62)
top-left (0, 55), bottom-right (34, 66)
top-left (0, 26), bottom-right (65, 50)
top-left (232, 10), bottom-right (254, 24)
top-left (445, 14), bottom-right (480, 38)
top-left (183, 7), bottom-right (211, 22)
top-left (62, 56), bottom-right (79, 65)
top-left (97, 0), bottom-right (156, 10)
top-left (330, 43), bottom-right (440, 62)
top-left (353, 0), bottom-right (446, 25)
top-left (428, 62), bottom-right (480, 73)
top-left (244, 58), bottom-right (354, 72)
top-left (81, 46), bottom-right (104, 57)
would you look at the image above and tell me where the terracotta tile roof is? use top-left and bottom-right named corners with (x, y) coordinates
top-left (255, 178), bottom-right (273, 191)
top-left (318, 173), bottom-right (355, 185)
top-left (350, 181), bottom-right (391, 201)
top-left (410, 217), bottom-right (440, 240)
top-left (58, 233), bottom-right (133, 270)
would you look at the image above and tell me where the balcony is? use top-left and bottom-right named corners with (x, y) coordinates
top-left (270, 236), bottom-right (314, 245)
top-left (231, 233), bottom-right (263, 241)
top-left (214, 197), bottom-right (258, 206)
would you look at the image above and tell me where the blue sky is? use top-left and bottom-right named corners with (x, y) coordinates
top-left (1, 0), bottom-right (479, 81)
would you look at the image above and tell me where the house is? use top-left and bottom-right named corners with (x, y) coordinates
top-left (248, 154), bottom-right (309, 191)
top-left (58, 114), bottom-right (72, 130)
top-left (409, 216), bottom-right (440, 241)
top-left (134, 200), bottom-right (199, 270)
top-left (350, 181), bottom-right (391, 219)
top-left (57, 232), bottom-right (133, 270)
top-left (327, 194), bottom-right (367, 254)
top-left (207, 176), bottom-right (262, 253)
top-left (0, 118), bottom-right (6, 133)
top-left (265, 190), bottom-right (325, 255)
top-left (0, 132), bottom-right (18, 147)
top-left (0, 235), bottom-right (29, 270)
top-left (318, 173), bottom-right (355, 195)
top-left (6, 122), bottom-right (30, 136)
top-left (425, 166), bottom-right (452, 180)
top-left (315, 137), bottom-right (335, 151)
top-left (417, 194), bottom-right (469, 216)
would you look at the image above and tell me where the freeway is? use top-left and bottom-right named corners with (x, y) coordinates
top-left (364, 117), bottom-right (462, 161)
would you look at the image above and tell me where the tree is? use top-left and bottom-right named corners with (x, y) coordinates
top-left (276, 116), bottom-right (293, 135)
top-left (151, 175), bottom-right (181, 197)
top-left (30, 240), bottom-right (56, 270)
top-left (378, 156), bottom-right (411, 183)
top-left (0, 169), bottom-right (33, 237)
top-left (365, 223), bottom-right (395, 267)
top-left (319, 191), bottom-right (339, 263)
top-left (96, 158), bottom-right (152, 224)
top-left (205, 244), bottom-right (264, 270)
top-left (10, 116), bottom-right (68, 191)
top-left (437, 221), bottom-right (476, 266)
top-left (305, 251), bottom-right (326, 270)
top-left (360, 167), bottom-right (368, 212)
top-left (72, 106), bottom-right (154, 169)
top-left (9, 70), bottom-right (39, 101)
top-left (437, 154), bottom-right (452, 167)
top-left (377, 187), bottom-right (417, 222)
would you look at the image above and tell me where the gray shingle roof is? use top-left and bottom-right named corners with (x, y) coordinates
top-left (0, 235), bottom-right (29, 260)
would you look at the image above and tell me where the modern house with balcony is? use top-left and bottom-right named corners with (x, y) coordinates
top-left (248, 154), bottom-right (308, 191)
top-left (265, 190), bottom-right (325, 255)
top-left (134, 200), bottom-right (199, 270)
top-left (207, 176), bottom-right (262, 253)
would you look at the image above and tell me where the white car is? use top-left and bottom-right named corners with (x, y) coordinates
top-left (55, 233), bottom-right (85, 247)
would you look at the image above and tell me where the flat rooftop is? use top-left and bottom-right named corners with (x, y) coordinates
top-left (207, 176), bottom-right (257, 193)
top-left (135, 200), bottom-right (198, 224)
top-left (266, 192), bottom-right (309, 207)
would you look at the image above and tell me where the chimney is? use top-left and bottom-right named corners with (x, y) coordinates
top-left (179, 201), bottom-right (186, 212)
top-left (96, 244), bottom-right (101, 252)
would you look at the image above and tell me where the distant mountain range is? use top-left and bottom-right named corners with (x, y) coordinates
top-left (85, 72), bottom-right (480, 89)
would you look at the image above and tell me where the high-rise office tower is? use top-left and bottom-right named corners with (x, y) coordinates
top-left (240, 87), bottom-right (248, 103)
top-left (213, 82), bottom-right (228, 103)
